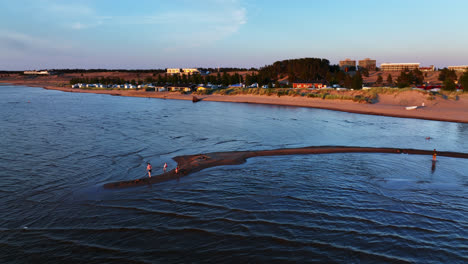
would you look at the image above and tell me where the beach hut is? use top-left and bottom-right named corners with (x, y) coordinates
top-left (197, 86), bottom-right (211, 92)
top-left (228, 83), bottom-right (244, 88)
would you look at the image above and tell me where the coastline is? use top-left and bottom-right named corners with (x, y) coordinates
top-left (3, 81), bottom-right (468, 123)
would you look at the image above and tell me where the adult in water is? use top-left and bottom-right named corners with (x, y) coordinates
top-left (433, 149), bottom-right (437, 161)
top-left (147, 162), bottom-right (153, 178)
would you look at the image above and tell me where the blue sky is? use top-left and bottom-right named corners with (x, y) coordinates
top-left (1, 0), bottom-right (468, 70)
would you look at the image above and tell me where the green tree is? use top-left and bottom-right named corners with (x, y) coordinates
top-left (395, 69), bottom-right (423, 88)
top-left (288, 72), bottom-right (296, 84)
top-left (387, 74), bottom-right (393, 86)
top-left (216, 72), bottom-right (222, 84)
top-left (438, 68), bottom-right (457, 82)
top-left (351, 72), bottom-right (363, 90)
top-left (459, 70), bottom-right (468, 92)
top-left (245, 73), bottom-right (252, 86)
top-left (443, 79), bottom-right (456, 91)
top-left (230, 73), bottom-right (241, 84)
top-left (221, 72), bottom-right (230, 86)
top-left (344, 74), bottom-right (352, 88)
top-left (193, 74), bottom-right (202, 84)
top-left (412, 69), bottom-right (424, 85)
top-left (376, 75), bottom-right (383, 85)
top-left (360, 68), bottom-right (369, 77)
top-left (396, 71), bottom-right (410, 88)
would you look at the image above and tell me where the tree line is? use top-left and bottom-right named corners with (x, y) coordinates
top-left (68, 58), bottom-right (367, 89)
top-left (67, 60), bottom-right (468, 91)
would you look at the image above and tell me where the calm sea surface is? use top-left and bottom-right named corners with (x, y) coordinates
top-left (0, 85), bottom-right (467, 263)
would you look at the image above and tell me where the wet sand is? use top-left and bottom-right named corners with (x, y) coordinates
top-left (103, 146), bottom-right (468, 189)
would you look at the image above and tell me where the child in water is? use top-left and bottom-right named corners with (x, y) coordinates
top-left (147, 162), bottom-right (152, 178)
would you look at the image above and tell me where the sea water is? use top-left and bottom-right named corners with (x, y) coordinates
top-left (0, 85), bottom-right (467, 263)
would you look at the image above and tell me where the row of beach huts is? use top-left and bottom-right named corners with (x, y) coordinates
top-left (71, 82), bottom-right (264, 92)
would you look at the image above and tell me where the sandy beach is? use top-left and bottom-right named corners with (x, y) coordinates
top-left (3, 79), bottom-right (467, 124)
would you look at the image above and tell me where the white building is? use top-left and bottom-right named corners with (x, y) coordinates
top-left (166, 68), bottom-right (181, 74)
top-left (380, 63), bottom-right (420, 71)
top-left (24, 70), bottom-right (50, 75)
top-left (448, 65), bottom-right (468, 72)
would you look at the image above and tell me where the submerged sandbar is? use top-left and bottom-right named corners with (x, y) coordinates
top-left (103, 146), bottom-right (468, 189)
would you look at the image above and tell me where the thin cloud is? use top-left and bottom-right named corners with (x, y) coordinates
top-left (0, 30), bottom-right (74, 56)
top-left (63, 1), bottom-right (247, 41)
top-left (71, 22), bottom-right (86, 30)
top-left (45, 1), bottom-right (94, 16)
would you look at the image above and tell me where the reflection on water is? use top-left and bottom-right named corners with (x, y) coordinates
top-left (0, 85), bottom-right (467, 263)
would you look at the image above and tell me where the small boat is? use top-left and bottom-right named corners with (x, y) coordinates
top-left (405, 106), bottom-right (418, 110)
top-left (192, 96), bottom-right (200, 103)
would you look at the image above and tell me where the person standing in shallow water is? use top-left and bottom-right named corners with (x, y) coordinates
top-left (433, 149), bottom-right (437, 161)
top-left (163, 162), bottom-right (167, 173)
top-left (147, 162), bottom-right (152, 178)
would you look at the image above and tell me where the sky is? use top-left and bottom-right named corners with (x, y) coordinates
top-left (1, 0), bottom-right (468, 70)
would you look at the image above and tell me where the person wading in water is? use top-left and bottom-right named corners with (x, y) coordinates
top-left (147, 162), bottom-right (153, 178)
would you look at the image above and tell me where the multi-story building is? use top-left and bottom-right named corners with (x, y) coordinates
top-left (358, 58), bottom-right (376, 71)
top-left (448, 65), bottom-right (468, 71)
top-left (166, 68), bottom-right (181, 75)
top-left (339, 59), bottom-right (356, 71)
top-left (380, 63), bottom-right (420, 71)
top-left (182, 68), bottom-right (201, 75)
top-left (167, 68), bottom-right (202, 75)
top-left (23, 70), bottom-right (51, 75)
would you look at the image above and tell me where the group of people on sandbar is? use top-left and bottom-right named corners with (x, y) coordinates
top-left (146, 162), bottom-right (179, 178)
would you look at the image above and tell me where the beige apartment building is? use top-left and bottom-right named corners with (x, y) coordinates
top-left (166, 68), bottom-right (201, 75)
top-left (166, 68), bottom-right (181, 74)
top-left (448, 65), bottom-right (468, 71)
top-left (339, 59), bottom-right (356, 71)
top-left (182, 68), bottom-right (200, 75)
top-left (23, 70), bottom-right (51, 75)
top-left (380, 63), bottom-right (420, 71)
top-left (358, 58), bottom-right (376, 71)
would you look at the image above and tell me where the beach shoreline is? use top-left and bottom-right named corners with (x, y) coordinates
top-left (2, 81), bottom-right (468, 123)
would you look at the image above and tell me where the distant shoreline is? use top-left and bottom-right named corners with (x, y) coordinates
top-left (3, 81), bottom-right (468, 123)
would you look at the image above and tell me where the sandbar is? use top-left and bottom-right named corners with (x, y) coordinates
top-left (103, 146), bottom-right (468, 189)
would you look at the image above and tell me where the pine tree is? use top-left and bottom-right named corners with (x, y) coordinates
top-left (459, 70), bottom-right (468, 92)
top-left (376, 75), bottom-right (383, 85)
top-left (387, 74), bottom-right (393, 86)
